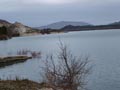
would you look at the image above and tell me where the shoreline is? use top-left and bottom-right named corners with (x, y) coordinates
top-left (1, 28), bottom-right (120, 41)
top-left (0, 56), bottom-right (32, 68)
top-left (0, 79), bottom-right (51, 90)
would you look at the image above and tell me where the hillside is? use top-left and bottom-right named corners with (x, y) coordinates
top-left (1, 19), bottom-right (120, 40)
top-left (0, 20), bottom-right (40, 39)
top-left (0, 19), bottom-right (11, 27)
top-left (61, 23), bottom-right (120, 32)
top-left (37, 21), bottom-right (91, 29)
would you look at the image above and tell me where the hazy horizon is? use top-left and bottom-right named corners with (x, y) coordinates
top-left (0, 0), bottom-right (120, 27)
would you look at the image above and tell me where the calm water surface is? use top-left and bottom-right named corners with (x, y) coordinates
top-left (0, 30), bottom-right (120, 90)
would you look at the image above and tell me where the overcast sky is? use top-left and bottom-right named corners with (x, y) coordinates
top-left (0, 0), bottom-right (120, 27)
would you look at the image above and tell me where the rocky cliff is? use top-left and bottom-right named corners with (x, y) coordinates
top-left (0, 19), bottom-right (36, 37)
top-left (0, 19), bottom-right (11, 27)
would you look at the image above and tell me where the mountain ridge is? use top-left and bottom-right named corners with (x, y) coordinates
top-left (37, 21), bottom-right (92, 29)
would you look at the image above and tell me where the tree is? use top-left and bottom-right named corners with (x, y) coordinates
top-left (42, 43), bottom-right (91, 90)
top-left (0, 26), bottom-right (8, 35)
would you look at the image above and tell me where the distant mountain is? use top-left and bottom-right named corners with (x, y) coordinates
top-left (37, 21), bottom-right (92, 29)
top-left (61, 22), bottom-right (120, 32)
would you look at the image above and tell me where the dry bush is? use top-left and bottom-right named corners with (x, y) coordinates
top-left (42, 43), bottom-right (91, 90)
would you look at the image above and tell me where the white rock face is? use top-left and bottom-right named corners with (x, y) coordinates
top-left (13, 22), bottom-right (27, 35)
top-left (0, 19), bottom-right (35, 36)
top-left (0, 19), bottom-right (11, 27)
top-left (10, 22), bottom-right (32, 36)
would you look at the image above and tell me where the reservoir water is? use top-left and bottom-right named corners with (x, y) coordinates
top-left (0, 30), bottom-right (120, 90)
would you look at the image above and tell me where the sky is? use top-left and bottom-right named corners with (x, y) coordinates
top-left (0, 0), bottom-right (120, 27)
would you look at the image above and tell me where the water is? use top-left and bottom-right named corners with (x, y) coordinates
top-left (0, 29), bottom-right (120, 90)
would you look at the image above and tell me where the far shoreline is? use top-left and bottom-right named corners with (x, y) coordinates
top-left (1, 28), bottom-right (120, 41)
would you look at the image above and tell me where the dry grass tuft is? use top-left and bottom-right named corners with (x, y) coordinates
top-left (0, 79), bottom-right (45, 90)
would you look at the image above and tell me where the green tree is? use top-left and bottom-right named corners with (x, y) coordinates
top-left (0, 26), bottom-right (8, 35)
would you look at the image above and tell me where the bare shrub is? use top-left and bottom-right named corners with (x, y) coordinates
top-left (42, 43), bottom-right (91, 90)
top-left (16, 49), bottom-right (41, 59)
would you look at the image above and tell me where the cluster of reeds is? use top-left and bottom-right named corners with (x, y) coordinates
top-left (8, 49), bottom-right (41, 59)
top-left (16, 49), bottom-right (41, 59)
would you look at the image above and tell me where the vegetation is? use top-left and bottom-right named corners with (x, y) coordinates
top-left (40, 29), bottom-right (51, 34)
top-left (61, 24), bottom-right (120, 32)
top-left (0, 26), bottom-right (9, 40)
top-left (16, 49), bottom-right (41, 58)
top-left (0, 79), bottom-right (42, 90)
top-left (0, 49), bottom-right (41, 68)
top-left (0, 44), bottom-right (91, 90)
top-left (42, 43), bottom-right (91, 90)
top-left (0, 26), bottom-right (8, 35)
top-left (40, 29), bottom-right (63, 34)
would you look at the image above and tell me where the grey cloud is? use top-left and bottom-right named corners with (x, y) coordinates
top-left (0, 0), bottom-right (120, 26)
